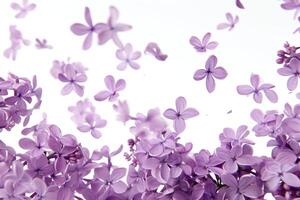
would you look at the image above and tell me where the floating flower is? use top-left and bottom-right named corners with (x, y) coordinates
top-left (193, 55), bottom-right (227, 93)
top-left (217, 13), bottom-right (239, 31)
top-left (144, 42), bottom-right (168, 61)
top-left (237, 74), bottom-right (278, 103)
top-left (163, 96), bottom-right (199, 133)
top-left (94, 75), bottom-right (126, 102)
top-left (116, 43), bottom-right (141, 70)
top-left (71, 7), bottom-right (102, 50)
top-left (189, 32), bottom-right (218, 53)
top-left (11, 0), bottom-right (36, 18)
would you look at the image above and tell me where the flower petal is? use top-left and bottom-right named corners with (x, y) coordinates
top-left (181, 108), bottom-right (199, 119)
top-left (176, 96), bottom-right (186, 113)
top-left (193, 69), bottom-right (207, 80)
top-left (287, 76), bottom-right (298, 91)
top-left (206, 74), bottom-right (215, 93)
top-left (163, 108), bottom-right (177, 120)
top-left (263, 89), bottom-right (278, 103)
top-left (213, 67), bottom-right (227, 79)
top-left (237, 85), bottom-right (254, 95)
top-left (70, 23), bottom-right (89, 36)
top-left (205, 55), bottom-right (217, 70)
top-left (282, 172), bottom-right (300, 188)
top-left (174, 118), bottom-right (186, 133)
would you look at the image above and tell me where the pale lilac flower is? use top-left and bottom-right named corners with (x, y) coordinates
top-left (237, 74), bottom-right (278, 103)
top-left (236, 0), bottom-right (245, 9)
top-left (3, 26), bottom-right (30, 61)
top-left (163, 96), bottom-right (199, 133)
top-left (68, 99), bottom-right (95, 125)
top-left (217, 13), bottom-right (239, 31)
top-left (19, 134), bottom-right (47, 157)
top-left (58, 64), bottom-right (87, 96)
top-left (77, 113), bottom-right (107, 139)
top-left (278, 58), bottom-right (300, 91)
top-left (219, 125), bottom-right (254, 147)
top-left (193, 55), bottom-right (228, 93)
top-left (98, 6), bottom-right (132, 47)
top-left (35, 38), bottom-right (52, 49)
top-left (94, 75), bottom-right (126, 101)
top-left (113, 100), bottom-right (130, 124)
top-left (144, 42), bottom-right (168, 61)
top-left (116, 43), bottom-right (141, 70)
top-left (71, 7), bottom-right (103, 50)
top-left (189, 32), bottom-right (218, 52)
top-left (11, 0), bottom-right (36, 18)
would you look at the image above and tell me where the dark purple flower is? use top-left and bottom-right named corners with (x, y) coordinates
top-left (236, 0), bottom-right (245, 9)
top-left (94, 75), bottom-right (126, 102)
top-left (144, 42), bottom-right (168, 61)
top-left (193, 55), bottom-right (228, 93)
top-left (189, 32), bottom-right (218, 52)
top-left (217, 13), bottom-right (239, 31)
top-left (237, 74), bottom-right (278, 103)
top-left (71, 7), bottom-right (103, 50)
top-left (116, 43), bottom-right (141, 70)
top-left (163, 96), bottom-right (199, 133)
top-left (35, 38), bottom-right (52, 49)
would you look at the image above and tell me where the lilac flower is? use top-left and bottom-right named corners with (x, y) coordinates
top-left (5, 84), bottom-right (32, 109)
top-left (221, 174), bottom-right (263, 199)
top-left (116, 43), bottom-right (141, 70)
top-left (58, 64), bottom-right (87, 96)
top-left (98, 6), bottom-right (132, 47)
top-left (193, 55), bottom-right (228, 93)
top-left (19, 134), bottom-right (47, 157)
top-left (35, 38), bottom-right (52, 49)
top-left (189, 32), bottom-right (218, 52)
top-left (11, 0), bottom-right (36, 18)
top-left (236, 0), bottom-right (245, 9)
top-left (261, 151), bottom-right (300, 191)
top-left (77, 113), bottom-right (107, 139)
top-left (216, 145), bottom-right (260, 173)
top-left (276, 42), bottom-right (300, 64)
top-left (68, 99), bottom-right (95, 125)
top-left (278, 58), bottom-right (300, 91)
top-left (219, 125), bottom-right (254, 147)
top-left (26, 154), bottom-right (53, 177)
top-left (237, 74), bottom-right (278, 103)
top-left (217, 13), bottom-right (239, 31)
top-left (71, 7), bottom-right (103, 50)
top-left (144, 42), bottom-right (168, 61)
top-left (94, 75), bottom-right (126, 102)
top-left (163, 96), bottom-right (199, 133)
top-left (3, 26), bottom-right (30, 60)
top-left (94, 166), bottom-right (127, 196)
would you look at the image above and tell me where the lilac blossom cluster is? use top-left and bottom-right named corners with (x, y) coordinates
top-left (3, 89), bottom-right (300, 199)
top-left (0, 73), bottom-right (41, 132)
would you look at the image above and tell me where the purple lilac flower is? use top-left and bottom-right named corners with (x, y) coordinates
top-left (278, 58), bottom-right (300, 91)
top-left (11, 0), bottom-right (36, 18)
top-left (71, 7), bottom-right (103, 50)
top-left (77, 113), bottom-right (107, 139)
top-left (193, 55), bottom-right (228, 93)
top-left (19, 134), bottom-right (47, 157)
top-left (94, 75), bottom-right (126, 101)
top-left (116, 43), bottom-right (141, 70)
top-left (219, 125), bottom-right (254, 147)
top-left (237, 74), bottom-right (278, 103)
top-left (55, 63), bottom-right (87, 96)
top-left (98, 6), bottom-right (132, 47)
top-left (217, 13), bottom-right (239, 31)
top-left (221, 174), bottom-right (263, 199)
top-left (144, 42), bottom-right (168, 61)
top-left (163, 96), bottom-right (199, 133)
top-left (261, 151), bottom-right (300, 191)
top-left (3, 26), bottom-right (30, 60)
top-left (35, 38), bottom-right (52, 49)
top-left (189, 32), bottom-right (218, 53)
top-left (113, 100), bottom-right (131, 124)
top-left (276, 42), bottom-right (300, 65)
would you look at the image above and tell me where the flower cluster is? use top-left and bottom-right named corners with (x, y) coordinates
top-left (0, 73), bottom-right (41, 131)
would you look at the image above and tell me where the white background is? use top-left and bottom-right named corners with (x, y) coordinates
top-left (0, 0), bottom-right (299, 174)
